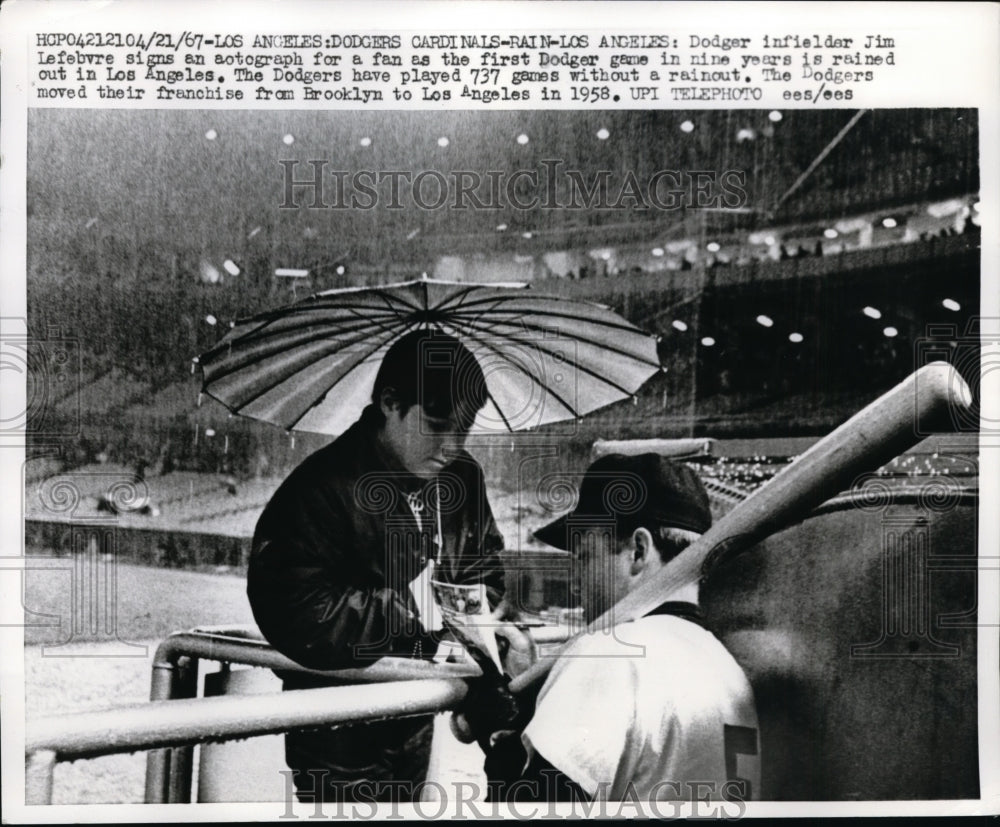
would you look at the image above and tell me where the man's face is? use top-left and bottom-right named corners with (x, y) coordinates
top-left (570, 527), bottom-right (633, 625)
top-left (381, 402), bottom-right (469, 479)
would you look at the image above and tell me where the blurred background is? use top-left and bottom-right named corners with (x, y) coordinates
top-left (25, 108), bottom-right (980, 477)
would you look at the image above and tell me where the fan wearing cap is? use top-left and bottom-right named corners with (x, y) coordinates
top-left (479, 453), bottom-right (759, 803)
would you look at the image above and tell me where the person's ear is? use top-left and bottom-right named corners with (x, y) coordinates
top-left (379, 387), bottom-right (400, 417)
top-left (628, 527), bottom-right (654, 576)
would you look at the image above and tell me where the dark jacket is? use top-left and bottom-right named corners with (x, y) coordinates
top-left (247, 406), bottom-right (506, 672)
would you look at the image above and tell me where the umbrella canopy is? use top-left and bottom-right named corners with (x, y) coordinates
top-left (196, 278), bottom-right (661, 436)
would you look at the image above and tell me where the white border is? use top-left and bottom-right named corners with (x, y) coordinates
top-left (2, 1), bottom-right (998, 820)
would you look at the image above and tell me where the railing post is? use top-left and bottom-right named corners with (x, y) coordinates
top-left (25, 749), bottom-right (57, 805)
top-left (145, 653), bottom-right (177, 802)
top-left (146, 649), bottom-right (199, 803)
top-left (167, 656), bottom-right (199, 802)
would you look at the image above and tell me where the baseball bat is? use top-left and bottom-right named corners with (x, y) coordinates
top-left (508, 360), bottom-right (972, 695)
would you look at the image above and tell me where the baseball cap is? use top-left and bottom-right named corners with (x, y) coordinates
top-left (533, 453), bottom-right (712, 551)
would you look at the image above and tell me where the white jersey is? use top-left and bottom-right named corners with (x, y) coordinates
top-left (522, 611), bottom-right (760, 802)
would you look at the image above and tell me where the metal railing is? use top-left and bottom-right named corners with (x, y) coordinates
top-left (26, 677), bottom-right (471, 805)
top-left (25, 624), bottom-right (573, 805)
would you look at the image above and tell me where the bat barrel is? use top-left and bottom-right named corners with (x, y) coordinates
top-left (695, 359), bottom-right (971, 568)
top-left (509, 361), bottom-right (971, 695)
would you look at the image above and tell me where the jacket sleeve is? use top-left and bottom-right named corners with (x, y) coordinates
top-left (247, 486), bottom-right (429, 670)
top-left (460, 458), bottom-right (507, 611)
top-left (480, 495), bottom-right (507, 611)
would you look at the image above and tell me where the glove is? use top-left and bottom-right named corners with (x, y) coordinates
top-left (454, 671), bottom-right (529, 752)
top-left (483, 729), bottom-right (529, 792)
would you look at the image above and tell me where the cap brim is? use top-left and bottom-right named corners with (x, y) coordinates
top-left (533, 514), bottom-right (571, 550)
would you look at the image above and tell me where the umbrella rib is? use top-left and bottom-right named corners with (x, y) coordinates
top-left (284, 311), bottom-right (451, 432)
top-left (199, 302), bottom-right (410, 365)
top-left (201, 281), bottom-right (431, 364)
top-left (437, 322), bottom-right (582, 420)
top-left (232, 291), bottom-right (415, 331)
top-left (200, 316), bottom-right (400, 383)
top-left (435, 296), bottom-right (660, 340)
top-left (482, 387), bottom-right (516, 432)
top-left (283, 323), bottom-right (418, 431)
top-left (199, 282), bottom-right (661, 435)
top-left (452, 313), bottom-right (661, 371)
top-left (428, 283), bottom-right (490, 312)
top-left (425, 299), bottom-right (662, 367)
top-left (450, 316), bottom-right (651, 400)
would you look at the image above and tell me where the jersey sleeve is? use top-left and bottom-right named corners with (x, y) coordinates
top-left (521, 640), bottom-right (640, 798)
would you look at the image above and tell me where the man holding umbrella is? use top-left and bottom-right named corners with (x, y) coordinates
top-left (247, 329), bottom-right (507, 804)
top-left (198, 277), bottom-right (663, 804)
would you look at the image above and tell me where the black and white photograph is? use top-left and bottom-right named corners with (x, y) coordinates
top-left (1, 2), bottom-right (998, 822)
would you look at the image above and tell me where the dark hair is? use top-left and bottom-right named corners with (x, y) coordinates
top-left (371, 330), bottom-right (488, 428)
top-left (649, 526), bottom-right (701, 564)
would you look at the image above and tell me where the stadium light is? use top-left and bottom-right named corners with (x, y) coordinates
top-left (672, 320), bottom-right (688, 332)
top-left (596, 128), bottom-right (610, 140)
top-left (942, 298), bottom-right (961, 311)
top-left (789, 332), bottom-right (804, 343)
top-left (701, 336), bottom-right (715, 347)
top-left (883, 327), bottom-right (899, 338)
top-left (756, 315), bottom-right (774, 328)
top-left (863, 306), bottom-right (882, 319)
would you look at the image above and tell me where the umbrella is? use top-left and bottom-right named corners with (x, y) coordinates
top-left (195, 278), bottom-right (661, 436)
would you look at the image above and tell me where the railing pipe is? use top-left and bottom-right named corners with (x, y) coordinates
top-left (149, 631), bottom-right (481, 685)
top-left (30, 678), bottom-right (469, 763)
